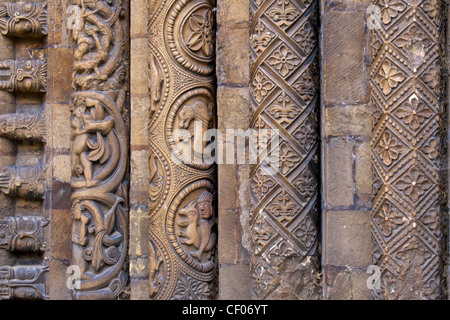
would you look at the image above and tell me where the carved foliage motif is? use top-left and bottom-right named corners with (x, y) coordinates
top-left (0, 59), bottom-right (47, 93)
top-left (0, 216), bottom-right (48, 252)
top-left (0, 2), bottom-right (47, 37)
top-left (0, 264), bottom-right (49, 300)
top-left (148, 0), bottom-right (217, 300)
top-left (70, 0), bottom-right (129, 300)
top-left (250, 0), bottom-right (320, 299)
top-left (371, 0), bottom-right (444, 300)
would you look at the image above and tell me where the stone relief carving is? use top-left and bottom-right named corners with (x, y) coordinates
top-left (249, 0), bottom-right (320, 300)
top-left (0, 216), bottom-right (48, 252)
top-left (147, 0), bottom-right (217, 300)
top-left (0, 264), bottom-right (49, 300)
top-left (0, 2), bottom-right (47, 37)
top-left (0, 59), bottom-right (47, 93)
top-left (0, 166), bottom-right (45, 200)
top-left (371, 0), bottom-right (445, 300)
top-left (0, 112), bottom-right (46, 142)
top-left (69, 0), bottom-right (129, 300)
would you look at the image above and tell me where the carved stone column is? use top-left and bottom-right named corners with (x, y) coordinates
top-left (370, 0), bottom-right (445, 299)
top-left (249, 0), bottom-right (321, 299)
top-left (147, 0), bottom-right (217, 300)
top-left (69, 0), bottom-right (130, 300)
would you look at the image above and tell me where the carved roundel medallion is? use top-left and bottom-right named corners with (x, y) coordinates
top-left (166, 88), bottom-right (216, 170)
top-left (165, 0), bottom-right (215, 75)
top-left (166, 179), bottom-right (216, 274)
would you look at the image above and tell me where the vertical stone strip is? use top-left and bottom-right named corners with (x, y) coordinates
top-left (69, 0), bottom-right (130, 300)
top-left (0, 0), bottom-right (16, 270)
top-left (249, 0), bottom-right (320, 299)
top-left (371, 0), bottom-right (445, 299)
top-left (147, 0), bottom-right (217, 300)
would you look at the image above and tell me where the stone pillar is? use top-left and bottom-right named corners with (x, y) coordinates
top-left (249, 0), bottom-right (321, 299)
top-left (0, 0), bottom-right (50, 300)
top-left (370, 0), bottom-right (445, 299)
top-left (69, 0), bottom-right (130, 300)
top-left (0, 0), bottom-right (17, 269)
top-left (321, 0), bottom-right (372, 300)
top-left (146, 0), bottom-right (218, 300)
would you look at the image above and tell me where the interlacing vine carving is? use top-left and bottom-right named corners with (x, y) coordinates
top-left (370, 0), bottom-right (445, 300)
top-left (250, 0), bottom-right (320, 300)
top-left (69, 0), bottom-right (129, 300)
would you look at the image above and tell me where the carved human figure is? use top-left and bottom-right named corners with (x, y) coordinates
top-left (177, 100), bottom-right (213, 162)
top-left (70, 95), bottom-right (114, 187)
top-left (177, 191), bottom-right (216, 261)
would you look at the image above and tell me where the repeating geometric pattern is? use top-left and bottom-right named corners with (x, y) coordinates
top-left (370, 0), bottom-right (445, 300)
top-left (250, 0), bottom-right (320, 299)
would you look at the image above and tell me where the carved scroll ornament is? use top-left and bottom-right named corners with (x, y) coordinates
top-left (147, 0), bottom-right (217, 300)
top-left (371, 0), bottom-right (445, 299)
top-left (249, 0), bottom-right (320, 299)
top-left (70, 0), bottom-right (129, 300)
top-left (0, 2), bottom-right (47, 37)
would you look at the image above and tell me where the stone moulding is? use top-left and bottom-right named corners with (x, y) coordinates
top-left (370, 0), bottom-right (445, 300)
top-left (0, 264), bottom-right (49, 300)
top-left (69, 0), bottom-right (129, 300)
top-left (147, 0), bottom-right (217, 300)
top-left (249, 0), bottom-right (321, 300)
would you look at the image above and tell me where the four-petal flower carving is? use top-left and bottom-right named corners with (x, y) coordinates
top-left (267, 44), bottom-right (300, 77)
top-left (252, 70), bottom-right (274, 103)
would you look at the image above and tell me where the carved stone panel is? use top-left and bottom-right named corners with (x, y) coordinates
top-left (0, 166), bottom-right (46, 200)
top-left (69, 0), bottom-right (129, 300)
top-left (0, 112), bottom-right (46, 142)
top-left (0, 216), bottom-right (48, 252)
top-left (371, 0), bottom-right (445, 299)
top-left (249, 0), bottom-right (321, 299)
top-left (0, 264), bottom-right (49, 300)
top-left (0, 2), bottom-right (47, 37)
top-left (0, 59), bottom-right (47, 93)
top-left (147, 0), bottom-right (217, 300)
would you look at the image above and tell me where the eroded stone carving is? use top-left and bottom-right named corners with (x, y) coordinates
top-left (147, 0), bottom-right (217, 300)
top-left (371, 0), bottom-right (445, 300)
top-left (0, 59), bottom-right (47, 93)
top-left (0, 2), bottom-right (47, 37)
top-left (0, 166), bottom-right (45, 200)
top-left (69, 0), bottom-right (129, 300)
top-left (0, 112), bottom-right (46, 142)
top-left (0, 264), bottom-right (48, 300)
top-left (249, 0), bottom-right (320, 300)
top-left (0, 216), bottom-right (48, 252)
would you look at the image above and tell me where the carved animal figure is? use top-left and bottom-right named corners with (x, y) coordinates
top-left (178, 99), bottom-right (213, 130)
top-left (177, 201), bottom-right (200, 248)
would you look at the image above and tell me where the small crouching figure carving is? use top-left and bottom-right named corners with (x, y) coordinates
top-left (71, 95), bottom-right (114, 188)
top-left (177, 191), bottom-right (216, 261)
